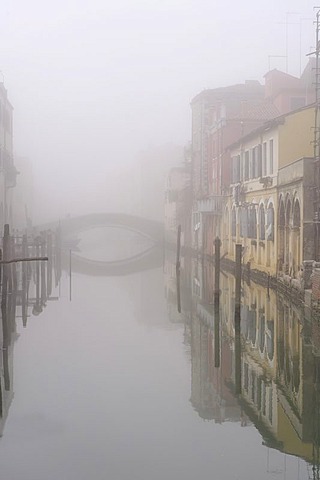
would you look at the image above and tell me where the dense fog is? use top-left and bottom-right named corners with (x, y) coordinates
top-left (0, 0), bottom-right (315, 222)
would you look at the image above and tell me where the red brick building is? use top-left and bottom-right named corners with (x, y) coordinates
top-left (190, 59), bottom-right (316, 257)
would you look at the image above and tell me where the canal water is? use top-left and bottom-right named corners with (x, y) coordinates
top-left (0, 229), bottom-right (316, 479)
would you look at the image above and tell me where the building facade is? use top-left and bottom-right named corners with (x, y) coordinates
top-left (189, 60), bottom-right (316, 279)
top-left (224, 105), bottom-right (315, 280)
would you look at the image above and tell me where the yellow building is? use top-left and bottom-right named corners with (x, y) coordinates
top-left (219, 270), bottom-right (316, 462)
top-left (222, 105), bottom-right (315, 279)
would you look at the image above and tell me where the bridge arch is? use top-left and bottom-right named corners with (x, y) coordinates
top-left (60, 213), bottom-right (164, 244)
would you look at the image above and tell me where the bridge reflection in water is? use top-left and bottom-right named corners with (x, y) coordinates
top-left (0, 215), bottom-right (163, 438)
top-left (0, 216), bottom-right (319, 478)
top-left (58, 213), bottom-right (164, 276)
top-left (164, 252), bottom-right (320, 478)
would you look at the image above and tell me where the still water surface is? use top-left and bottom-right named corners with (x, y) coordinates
top-left (0, 234), bottom-right (314, 479)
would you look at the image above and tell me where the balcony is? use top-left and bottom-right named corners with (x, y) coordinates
top-left (197, 195), bottom-right (226, 215)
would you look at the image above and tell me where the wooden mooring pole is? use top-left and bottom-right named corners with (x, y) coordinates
top-left (214, 237), bottom-right (221, 305)
top-left (235, 244), bottom-right (242, 315)
top-left (69, 249), bottom-right (72, 302)
top-left (234, 244), bottom-right (242, 395)
top-left (214, 237), bottom-right (221, 368)
top-left (176, 225), bottom-right (181, 272)
top-left (214, 300), bottom-right (220, 368)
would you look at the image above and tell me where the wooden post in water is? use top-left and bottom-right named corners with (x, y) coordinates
top-left (214, 237), bottom-right (221, 367)
top-left (214, 236), bottom-right (221, 305)
top-left (176, 225), bottom-right (181, 272)
top-left (176, 268), bottom-right (181, 313)
top-left (3, 224), bottom-right (10, 262)
top-left (11, 234), bottom-right (17, 292)
top-left (1, 226), bottom-right (9, 391)
top-left (47, 231), bottom-right (53, 297)
top-left (235, 244), bottom-right (242, 315)
top-left (40, 234), bottom-right (47, 303)
top-left (0, 248), bottom-right (2, 287)
top-left (69, 249), bottom-right (72, 302)
top-left (214, 300), bottom-right (220, 368)
top-left (234, 243), bottom-right (242, 395)
top-left (22, 235), bottom-right (28, 327)
top-left (234, 306), bottom-right (241, 395)
top-left (35, 237), bottom-right (40, 312)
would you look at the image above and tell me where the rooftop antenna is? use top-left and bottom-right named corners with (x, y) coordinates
top-left (268, 55), bottom-right (286, 71)
top-left (309, 7), bottom-right (320, 262)
top-left (299, 17), bottom-right (313, 75)
top-left (277, 11), bottom-right (300, 73)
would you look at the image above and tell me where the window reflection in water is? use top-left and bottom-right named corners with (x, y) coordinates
top-left (164, 252), bottom-right (320, 473)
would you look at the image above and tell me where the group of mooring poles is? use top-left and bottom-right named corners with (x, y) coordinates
top-left (214, 237), bottom-right (242, 395)
top-left (0, 224), bottom-right (48, 267)
top-left (176, 225), bottom-right (182, 313)
top-left (175, 227), bottom-right (243, 395)
top-left (0, 224), bottom-right (48, 314)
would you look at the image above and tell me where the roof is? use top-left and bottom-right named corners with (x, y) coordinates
top-left (231, 101), bottom-right (280, 122)
top-left (264, 68), bottom-right (300, 82)
top-left (228, 103), bottom-right (315, 151)
top-left (191, 81), bottom-right (263, 106)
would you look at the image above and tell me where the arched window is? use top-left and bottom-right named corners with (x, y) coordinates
top-left (249, 207), bottom-right (257, 239)
top-left (259, 313), bottom-right (265, 354)
top-left (266, 320), bottom-right (274, 361)
top-left (240, 206), bottom-right (248, 237)
top-left (285, 198), bottom-right (291, 228)
top-left (259, 204), bottom-right (265, 240)
top-left (278, 200), bottom-right (285, 227)
top-left (248, 308), bottom-right (257, 346)
top-left (266, 203), bottom-right (274, 241)
top-left (293, 200), bottom-right (301, 228)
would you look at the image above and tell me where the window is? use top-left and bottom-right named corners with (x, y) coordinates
top-left (269, 139), bottom-right (274, 174)
top-left (248, 207), bottom-right (257, 239)
top-left (262, 142), bottom-right (267, 176)
top-left (262, 382), bottom-right (266, 416)
top-left (259, 204), bottom-right (265, 240)
top-left (251, 371), bottom-right (256, 402)
top-left (244, 151), bottom-right (249, 180)
top-left (244, 363), bottom-right (249, 392)
top-left (240, 207), bottom-right (248, 237)
top-left (266, 204), bottom-right (274, 241)
top-left (251, 148), bottom-right (256, 179)
top-left (257, 145), bottom-right (262, 178)
top-left (259, 313), bottom-right (265, 353)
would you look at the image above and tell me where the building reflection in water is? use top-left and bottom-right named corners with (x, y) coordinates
top-left (0, 229), bottom-right (61, 436)
top-left (165, 252), bottom-right (320, 475)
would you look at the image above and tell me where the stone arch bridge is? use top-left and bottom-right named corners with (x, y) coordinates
top-left (40, 213), bottom-right (164, 276)
top-left (59, 213), bottom-right (164, 244)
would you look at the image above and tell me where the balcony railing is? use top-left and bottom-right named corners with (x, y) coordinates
top-left (197, 195), bottom-right (226, 215)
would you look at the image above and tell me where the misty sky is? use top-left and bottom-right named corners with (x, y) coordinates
top-left (0, 0), bottom-right (316, 220)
